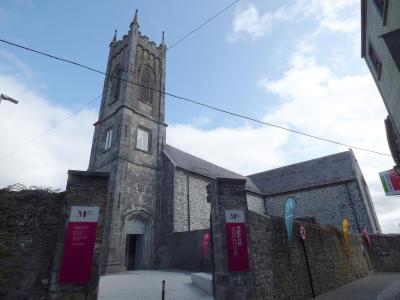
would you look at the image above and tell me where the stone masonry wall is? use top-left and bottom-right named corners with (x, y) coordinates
top-left (0, 170), bottom-right (109, 300)
top-left (366, 234), bottom-right (400, 272)
top-left (209, 178), bottom-right (258, 300)
top-left (247, 211), bottom-right (274, 299)
top-left (209, 178), bottom-right (369, 300)
top-left (0, 189), bottom-right (64, 300)
top-left (173, 168), bottom-right (189, 232)
top-left (247, 211), bottom-right (369, 300)
top-left (265, 181), bottom-right (376, 234)
top-left (48, 170), bottom-right (109, 299)
top-left (247, 193), bottom-right (265, 214)
top-left (173, 168), bottom-right (212, 232)
top-left (263, 214), bottom-right (369, 299)
top-left (161, 229), bottom-right (212, 271)
top-left (159, 161), bottom-right (212, 271)
top-left (189, 174), bottom-right (211, 230)
top-left (174, 168), bottom-right (264, 233)
top-left (158, 155), bottom-right (175, 268)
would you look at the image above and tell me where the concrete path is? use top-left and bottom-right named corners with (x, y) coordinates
top-left (316, 273), bottom-right (400, 300)
top-left (98, 270), bottom-right (213, 300)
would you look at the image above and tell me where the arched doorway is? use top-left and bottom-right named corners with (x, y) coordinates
top-left (125, 219), bottom-right (146, 270)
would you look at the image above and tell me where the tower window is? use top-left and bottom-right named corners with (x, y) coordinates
top-left (139, 67), bottom-right (154, 104)
top-left (110, 67), bottom-right (123, 103)
top-left (105, 129), bottom-right (113, 150)
top-left (368, 42), bottom-right (382, 79)
top-left (136, 127), bottom-right (151, 152)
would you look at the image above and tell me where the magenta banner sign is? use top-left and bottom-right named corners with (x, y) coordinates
top-left (202, 232), bottom-right (210, 257)
top-left (362, 228), bottom-right (372, 248)
top-left (225, 209), bottom-right (249, 272)
top-left (59, 206), bottom-right (99, 284)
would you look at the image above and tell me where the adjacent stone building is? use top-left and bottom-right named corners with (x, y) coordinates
top-left (88, 10), bottom-right (381, 273)
top-left (361, 0), bottom-right (400, 169)
top-left (249, 150), bottom-right (381, 234)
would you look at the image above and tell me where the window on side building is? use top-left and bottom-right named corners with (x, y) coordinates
top-left (368, 42), bottom-right (382, 79)
top-left (136, 127), bottom-right (151, 152)
top-left (105, 129), bottom-right (113, 150)
top-left (373, 0), bottom-right (388, 22)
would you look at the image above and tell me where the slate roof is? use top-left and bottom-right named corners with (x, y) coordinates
top-left (163, 144), bottom-right (261, 194)
top-left (248, 151), bottom-right (356, 196)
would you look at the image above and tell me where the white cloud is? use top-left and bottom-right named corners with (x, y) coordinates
top-left (228, 0), bottom-right (359, 42)
top-left (168, 53), bottom-right (399, 233)
top-left (227, 4), bottom-right (273, 42)
top-left (0, 71), bottom-right (97, 190)
top-left (263, 55), bottom-right (397, 234)
top-left (167, 124), bottom-right (289, 175)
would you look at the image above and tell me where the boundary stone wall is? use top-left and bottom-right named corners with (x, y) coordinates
top-left (48, 170), bottom-right (109, 300)
top-left (0, 189), bottom-right (64, 299)
top-left (209, 177), bottom-right (370, 300)
top-left (0, 170), bottom-right (109, 300)
top-left (160, 229), bottom-right (212, 271)
top-left (209, 178), bottom-right (258, 299)
top-left (367, 234), bottom-right (400, 272)
top-left (264, 214), bottom-right (369, 299)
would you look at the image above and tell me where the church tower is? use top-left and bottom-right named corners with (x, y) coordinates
top-left (88, 10), bottom-right (167, 273)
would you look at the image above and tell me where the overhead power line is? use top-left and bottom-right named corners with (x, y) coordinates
top-left (0, 39), bottom-right (391, 158)
top-left (168, 0), bottom-right (240, 50)
top-left (0, 3), bottom-right (240, 160)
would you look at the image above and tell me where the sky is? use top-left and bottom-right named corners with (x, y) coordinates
top-left (0, 0), bottom-right (399, 233)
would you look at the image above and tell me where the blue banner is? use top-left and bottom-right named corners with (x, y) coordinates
top-left (284, 197), bottom-right (296, 243)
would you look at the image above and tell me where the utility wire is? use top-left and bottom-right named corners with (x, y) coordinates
top-left (0, 39), bottom-right (391, 157)
top-left (0, 2), bottom-right (240, 160)
top-left (0, 95), bottom-right (101, 161)
top-left (168, 0), bottom-right (240, 50)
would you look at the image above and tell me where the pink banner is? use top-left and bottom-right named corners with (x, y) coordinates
top-left (202, 232), bottom-right (210, 257)
top-left (225, 210), bottom-right (249, 272)
top-left (362, 228), bottom-right (372, 248)
top-left (59, 206), bottom-right (99, 284)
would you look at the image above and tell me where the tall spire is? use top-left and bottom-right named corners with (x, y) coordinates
top-left (131, 9), bottom-right (139, 28)
top-left (110, 30), bottom-right (117, 47)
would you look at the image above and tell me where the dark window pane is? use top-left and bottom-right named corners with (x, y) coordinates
top-left (114, 69), bottom-right (123, 101)
top-left (368, 43), bottom-right (381, 76)
top-left (382, 28), bottom-right (400, 72)
top-left (373, 0), bottom-right (385, 16)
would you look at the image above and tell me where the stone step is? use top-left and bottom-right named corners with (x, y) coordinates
top-left (191, 272), bottom-right (213, 295)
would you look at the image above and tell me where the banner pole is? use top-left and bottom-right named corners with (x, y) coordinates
top-left (302, 238), bottom-right (315, 298)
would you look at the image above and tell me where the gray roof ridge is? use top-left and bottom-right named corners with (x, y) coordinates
top-left (247, 150), bottom-right (351, 178)
top-left (163, 144), bottom-right (178, 166)
top-left (163, 144), bottom-right (262, 195)
top-left (164, 144), bottom-right (245, 177)
top-left (262, 177), bottom-right (356, 196)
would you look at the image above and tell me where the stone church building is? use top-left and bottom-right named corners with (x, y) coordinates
top-left (87, 11), bottom-right (381, 273)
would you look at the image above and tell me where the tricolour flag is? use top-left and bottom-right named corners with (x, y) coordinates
top-left (379, 169), bottom-right (400, 196)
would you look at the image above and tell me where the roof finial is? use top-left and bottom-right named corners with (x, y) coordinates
top-left (161, 31), bottom-right (165, 45)
top-left (131, 9), bottom-right (139, 27)
top-left (110, 30), bottom-right (117, 47)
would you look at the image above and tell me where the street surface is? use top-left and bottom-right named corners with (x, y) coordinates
top-left (99, 271), bottom-right (400, 300)
top-left (98, 270), bottom-right (213, 300)
top-left (316, 273), bottom-right (400, 300)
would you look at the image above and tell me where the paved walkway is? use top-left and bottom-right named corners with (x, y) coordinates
top-left (98, 270), bottom-right (213, 300)
top-left (316, 273), bottom-right (400, 300)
